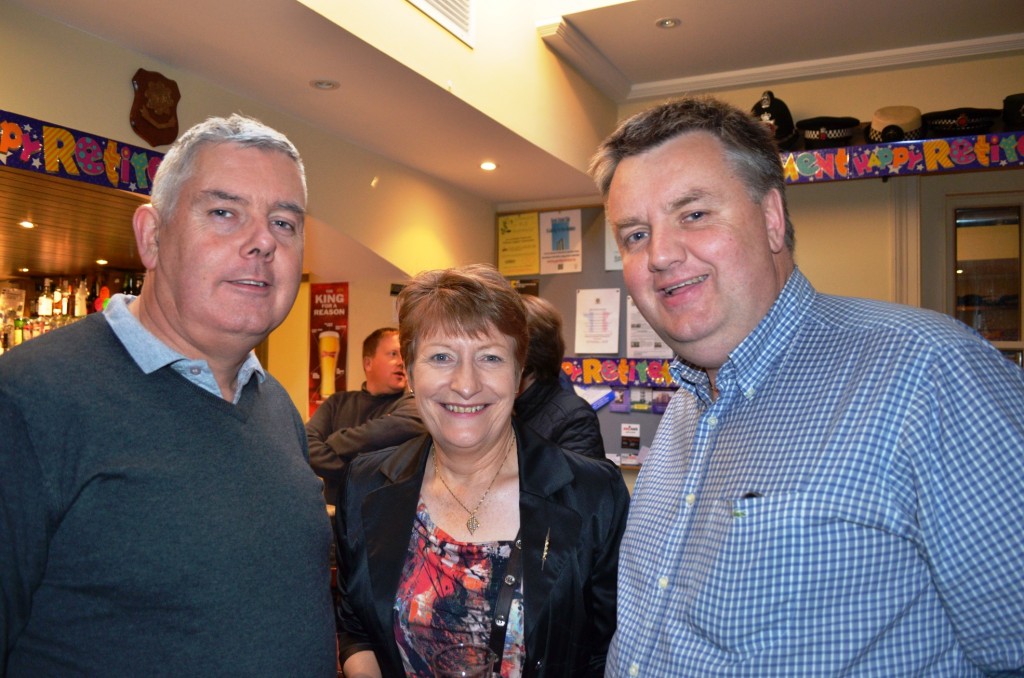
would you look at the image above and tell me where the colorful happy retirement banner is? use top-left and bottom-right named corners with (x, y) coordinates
top-left (562, 356), bottom-right (679, 388)
top-left (0, 110), bottom-right (163, 196)
top-left (782, 131), bottom-right (1024, 184)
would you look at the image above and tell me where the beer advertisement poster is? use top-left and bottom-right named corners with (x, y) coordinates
top-left (309, 282), bottom-right (348, 417)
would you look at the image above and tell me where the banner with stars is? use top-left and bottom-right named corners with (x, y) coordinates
top-left (781, 131), bottom-right (1024, 184)
top-left (0, 109), bottom-right (163, 196)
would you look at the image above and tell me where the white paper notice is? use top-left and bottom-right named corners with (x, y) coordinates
top-left (604, 219), bottom-right (622, 271)
top-left (539, 210), bottom-right (583, 274)
top-left (626, 295), bottom-right (674, 359)
top-left (574, 288), bottom-right (620, 354)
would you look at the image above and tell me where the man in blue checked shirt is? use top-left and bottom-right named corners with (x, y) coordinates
top-left (590, 96), bottom-right (1024, 676)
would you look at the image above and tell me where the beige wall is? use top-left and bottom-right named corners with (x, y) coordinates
top-left (298, 0), bottom-right (619, 174)
top-left (619, 54), bottom-right (1024, 123)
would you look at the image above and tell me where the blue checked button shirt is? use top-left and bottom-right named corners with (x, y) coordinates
top-left (606, 269), bottom-right (1024, 677)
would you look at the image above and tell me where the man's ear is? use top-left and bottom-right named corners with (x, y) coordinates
top-left (133, 204), bottom-right (161, 269)
top-left (363, 355), bottom-right (373, 374)
top-left (761, 188), bottom-right (787, 254)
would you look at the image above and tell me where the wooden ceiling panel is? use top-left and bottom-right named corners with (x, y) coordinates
top-left (0, 165), bottom-right (145, 280)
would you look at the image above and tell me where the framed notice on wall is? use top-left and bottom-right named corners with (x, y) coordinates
top-left (497, 212), bottom-right (540, 276)
top-left (540, 210), bottom-right (583, 274)
top-left (574, 287), bottom-right (620, 354)
top-left (605, 219), bottom-right (622, 271)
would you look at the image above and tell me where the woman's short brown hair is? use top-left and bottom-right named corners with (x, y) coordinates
top-left (397, 263), bottom-right (528, 375)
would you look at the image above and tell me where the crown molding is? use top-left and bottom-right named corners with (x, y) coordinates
top-left (538, 18), bottom-right (631, 102)
top-left (629, 33), bottom-right (1024, 101)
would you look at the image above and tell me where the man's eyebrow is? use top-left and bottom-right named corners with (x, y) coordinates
top-left (274, 200), bottom-right (306, 217)
top-left (197, 190), bottom-right (305, 216)
top-left (199, 189), bottom-right (244, 202)
top-left (665, 189), bottom-right (710, 213)
top-left (612, 188), bottom-right (715, 229)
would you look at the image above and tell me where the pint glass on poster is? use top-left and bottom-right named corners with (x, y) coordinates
top-left (318, 330), bottom-right (340, 398)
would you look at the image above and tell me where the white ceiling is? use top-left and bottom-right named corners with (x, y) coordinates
top-left (4, 0), bottom-right (1024, 278)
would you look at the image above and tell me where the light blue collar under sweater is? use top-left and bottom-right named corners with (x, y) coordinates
top-left (103, 293), bottom-right (265, 403)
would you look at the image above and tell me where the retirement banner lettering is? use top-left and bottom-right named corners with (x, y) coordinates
top-left (0, 109), bottom-right (163, 196)
top-left (562, 356), bottom-right (679, 389)
top-left (782, 131), bottom-right (1024, 184)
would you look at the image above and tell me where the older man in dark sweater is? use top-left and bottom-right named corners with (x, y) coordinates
top-left (0, 115), bottom-right (335, 675)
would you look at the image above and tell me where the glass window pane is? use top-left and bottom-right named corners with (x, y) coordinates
top-left (954, 206), bottom-right (1021, 341)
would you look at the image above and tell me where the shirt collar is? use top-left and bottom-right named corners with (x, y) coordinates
top-left (103, 293), bottom-right (266, 394)
top-left (670, 268), bottom-right (814, 401)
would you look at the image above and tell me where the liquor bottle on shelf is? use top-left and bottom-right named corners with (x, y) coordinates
top-left (37, 279), bottom-right (54, 317)
top-left (75, 279), bottom-right (89, 317)
top-left (60, 279), bottom-right (73, 316)
top-left (52, 280), bottom-right (64, 318)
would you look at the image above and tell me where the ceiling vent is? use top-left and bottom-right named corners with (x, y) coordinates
top-left (406, 0), bottom-right (474, 47)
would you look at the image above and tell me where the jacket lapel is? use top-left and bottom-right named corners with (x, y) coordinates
top-left (360, 435), bottom-right (431, 641)
top-left (356, 426), bottom-right (585, 654)
top-left (514, 423), bottom-right (582, 648)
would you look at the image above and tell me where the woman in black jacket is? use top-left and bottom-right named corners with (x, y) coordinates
top-left (515, 294), bottom-right (606, 461)
top-left (334, 264), bottom-right (629, 677)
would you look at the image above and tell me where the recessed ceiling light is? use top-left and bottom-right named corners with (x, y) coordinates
top-left (655, 17), bottom-right (681, 29)
top-left (309, 79), bottom-right (340, 91)
top-left (96, 259), bottom-right (108, 266)
top-left (19, 220), bottom-right (34, 229)
top-left (480, 161), bottom-right (497, 171)
top-left (18, 267), bottom-right (29, 273)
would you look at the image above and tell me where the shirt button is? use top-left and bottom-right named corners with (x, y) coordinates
top-left (745, 387), bottom-right (755, 398)
top-left (707, 415), bottom-right (718, 428)
top-left (189, 367), bottom-right (202, 375)
top-left (629, 662), bottom-right (640, 676)
top-left (685, 493), bottom-right (696, 506)
top-left (658, 575), bottom-right (669, 589)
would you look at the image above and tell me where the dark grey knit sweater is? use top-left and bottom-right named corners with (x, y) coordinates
top-left (0, 314), bottom-right (335, 676)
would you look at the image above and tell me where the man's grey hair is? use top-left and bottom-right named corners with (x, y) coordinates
top-left (150, 113), bottom-right (306, 218)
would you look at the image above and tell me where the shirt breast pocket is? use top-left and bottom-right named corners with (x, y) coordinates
top-left (681, 491), bottom-right (808, 657)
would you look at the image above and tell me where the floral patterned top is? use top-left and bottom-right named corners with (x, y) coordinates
top-left (393, 501), bottom-right (525, 677)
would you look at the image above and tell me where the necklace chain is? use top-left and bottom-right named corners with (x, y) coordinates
top-left (432, 431), bottom-right (515, 535)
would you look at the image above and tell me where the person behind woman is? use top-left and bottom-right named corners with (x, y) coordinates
top-left (515, 294), bottom-right (605, 460)
top-left (334, 264), bottom-right (629, 677)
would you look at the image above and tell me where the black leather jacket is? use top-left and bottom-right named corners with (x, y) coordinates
top-left (514, 380), bottom-right (605, 460)
top-left (334, 421), bottom-right (629, 677)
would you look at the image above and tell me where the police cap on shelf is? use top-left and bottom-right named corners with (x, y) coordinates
top-left (866, 106), bottom-right (923, 143)
top-left (751, 90), bottom-right (799, 150)
top-left (922, 107), bottom-right (1000, 137)
top-left (1003, 93), bottom-right (1024, 131)
top-left (795, 116), bottom-right (861, 149)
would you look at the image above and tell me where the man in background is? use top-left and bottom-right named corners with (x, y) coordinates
top-left (307, 327), bottom-right (422, 507)
top-left (0, 114), bottom-right (336, 675)
top-left (591, 96), bottom-right (1024, 675)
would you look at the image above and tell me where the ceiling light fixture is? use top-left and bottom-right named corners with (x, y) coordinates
top-left (18, 267), bottom-right (29, 273)
top-left (480, 161), bottom-right (497, 171)
top-left (19, 220), bottom-right (34, 229)
top-left (96, 259), bottom-right (108, 266)
top-left (655, 17), bottom-right (681, 29)
top-left (309, 79), bottom-right (340, 91)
